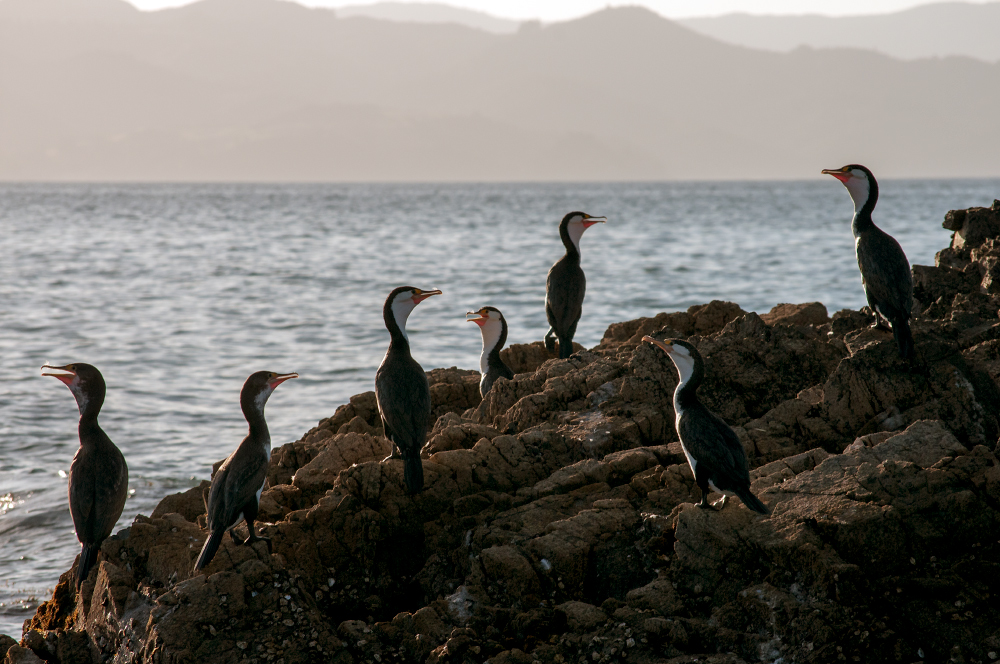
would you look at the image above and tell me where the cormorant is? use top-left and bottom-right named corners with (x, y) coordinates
top-left (194, 370), bottom-right (297, 572)
top-left (545, 211), bottom-right (606, 359)
top-left (467, 306), bottom-right (514, 397)
top-left (823, 164), bottom-right (915, 360)
top-left (42, 363), bottom-right (129, 588)
top-left (642, 337), bottom-right (768, 514)
top-left (376, 286), bottom-right (441, 494)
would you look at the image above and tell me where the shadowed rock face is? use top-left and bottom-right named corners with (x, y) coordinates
top-left (10, 201), bottom-right (1000, 664)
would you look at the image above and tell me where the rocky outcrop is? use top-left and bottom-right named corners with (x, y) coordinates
top-left (8, 202), bottom-right (1000, 664)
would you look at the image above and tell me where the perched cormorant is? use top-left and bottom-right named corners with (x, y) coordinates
top-left (42, 363), bottom-right (129, 589)
top-left (194, 370), bottom-right (297, 572)
top-left (642, 337), bottom-right (769, 515)
top-left (545, 211), bottom-right (607, 359)
top-left (467, 306), bottom-right (514, 397)
top-left (823, 164), bottom-right (915, 360)
top-left (376, 286), bottom-right (441, 494)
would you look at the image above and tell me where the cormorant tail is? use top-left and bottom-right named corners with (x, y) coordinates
top-left (194, 529), bottom-right (225, 572)
top-left (77, 542), bottom-right (100, 589)
top-left (404, 455), bottom-right (424, 495)
top-left (735, 487), bottom-right (769, 515)
top-left (558, 336), bottom-right (573, 359)
top-left (892, 317), bottom-right (915, 361)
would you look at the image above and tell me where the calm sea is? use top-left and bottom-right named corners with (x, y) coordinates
top-left (1, 180), bottom-right (997, 636)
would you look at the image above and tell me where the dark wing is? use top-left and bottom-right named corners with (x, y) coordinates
top-left (678, 405), bottom-right (751, 491)
top-left (68, 438), bottom-right (129, 545)
top-left (206, 440), bottom-right (267, 532)
top-left (375, 353), bottom-right (432, 456)
top-left (545, 258), bottom-right (586, 334)
top-left (857, 229), bottom-right (913, 319)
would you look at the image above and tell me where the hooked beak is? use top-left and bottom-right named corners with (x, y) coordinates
top-left (583, 215), bottom-right (607, 228)
top-left (268, 373), bottom-right (298, 388)
top-left (642, 336), bottom-right (674, 355)
top-left (466, 311), bottom-right (488, 326)
top-left (821, 168), bottom-right (851, 184)
top-left (41, 364), bottom-right (77, 386)
top-left (413, 289), bottom-right (442, 304)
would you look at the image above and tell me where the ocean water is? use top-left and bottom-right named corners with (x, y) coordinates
top-left (0, 180), bottom-right (997, 636)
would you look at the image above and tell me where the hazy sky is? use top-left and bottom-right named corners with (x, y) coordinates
top-left (124, 0), bottom-right (994, 20)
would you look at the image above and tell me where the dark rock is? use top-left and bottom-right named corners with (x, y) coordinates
top-left (20, 204), bottom-right (1000, 664)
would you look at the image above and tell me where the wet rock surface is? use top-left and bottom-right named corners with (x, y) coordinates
top-left (8, 202), bottom-right (1000, 663)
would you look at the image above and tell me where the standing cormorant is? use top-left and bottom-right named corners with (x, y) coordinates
top-left (376, 286), bottom-right (441, 494)
top-left (42, 363), bottom-right (129, 589)
top-left (545, 211), bottom-right (607, 359)
top-left (642, 337), bottom-right (768, 515)
top-left (467, 306), bottom-right (514, 397)
top-left (823, 164), bottom-right (915, 360)
top-left (194, 370), bottom-right (297, 572)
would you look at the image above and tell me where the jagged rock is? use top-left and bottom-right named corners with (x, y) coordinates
top-left (19, 204), bottom-right (1000, 664)
top-left (759, 302), bottom-right (829, 327)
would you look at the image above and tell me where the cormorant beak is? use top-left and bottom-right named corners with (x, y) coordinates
top-left (41, 364), bottom-right (77, 386)
top-left (583, 216), bottom-right (607, 228)
top-left (642, 336), bottom-right (673, 355)
top-left (268, 373), bottom-right (298, 388)
top-left (821, 168), bottom-right (851, 184)
top-left (412, 289), bottom-right (442, 304)
top-left (466, 311), bottom-right (488, 326)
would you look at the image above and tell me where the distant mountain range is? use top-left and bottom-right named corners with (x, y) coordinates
top-left (1, 0), bottom-right (999, 181)
top-left (315, 1), bottom-right (1000, 61)
top-left (679, 1), bottom-right (1000, 63)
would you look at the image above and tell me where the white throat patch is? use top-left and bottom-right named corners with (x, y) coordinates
top-left (68, 378), bottom-right (89, 415)
top-left (391, 292), bottom-right (418, 340)
top-left (567, 218), bottom-right (587, 253)
top-left (478, 315), bottom-right (503, 374)
top-left (843, 171), bottom-right (870, 215)
top-left (254, 385), bottom-right (274, 413)
top-left (667, 347), bottom-right (696, 412)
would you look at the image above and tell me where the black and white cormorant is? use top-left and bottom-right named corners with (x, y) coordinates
top-left (375, 286), bottom-right (441, 494)
top-left (545, 211), bottom-right (607, 359)
top-left (42, 363), bottom-right (129, 589)
top-left (194, 370), bottom-right (297, 572)
top-left (823, 164), bottom-right (915, 360)
top-left (467, 306), bottom-right (514, 397)
top-left (642, 337), bottom-right (769, 515)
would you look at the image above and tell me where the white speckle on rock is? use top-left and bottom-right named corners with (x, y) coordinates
top-left (540, 558), bottom-right (552, 571)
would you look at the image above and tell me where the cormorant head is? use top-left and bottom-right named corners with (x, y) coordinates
top-left (642, 336), bottom-right (700, 386)
top-left (385, 286), bottom-right (442, 339)
top-left (560, 211), bottom-right (607, 253)
top-left (41, 362), bottom-right (106, 416)
top-left (241, 371), bottom-right (298, 415)
top-left (822, 164), bottom-right (876, 214)
top-left (467, 306), bottom-right (506, 349)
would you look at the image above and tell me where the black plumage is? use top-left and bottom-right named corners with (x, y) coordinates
top-left (42, 363), bottom-right (129, 589)
top-left (376, 286), bottom-right (441, 494)
top-left (545, 211), bottom-right (606, 359)
top-left (468, 306), bottom-right (514, 397)
top-left (642, 337), bottom-right (768, 515)
top-left (194, 370), bottom-right (297, 572)
top-left (824, 164), bottom-right (915, 360)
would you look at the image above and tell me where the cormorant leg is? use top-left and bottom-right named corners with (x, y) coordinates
top-left (544, 328), bottom-right (557, 353)
top-left (381, 433), bottom-right (402, 462)
top-left (695, 487), bottom-right (716, 510)
top-left (229, 529), bottom-right (243, 545)
top-left (241, 501), bottom-right (272, 554)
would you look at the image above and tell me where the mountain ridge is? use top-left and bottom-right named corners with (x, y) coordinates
top-left (1, 0), bottom-right (998, 181)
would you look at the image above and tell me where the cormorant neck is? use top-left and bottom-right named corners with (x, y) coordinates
top-left (670, 353), bottom-right (703, 410)
top-left (478, 317), bottom-right (506, 375)
top-left (847, 174), bottom-right (878, 236)
top-left (241, 389), bottom-right (272, 441)
top-left (559, 222), bottom-right (583, 259)
top-left (71, 383), bottom-right (104, 429)
top-left (384, 295), bottom-right (416, 346)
